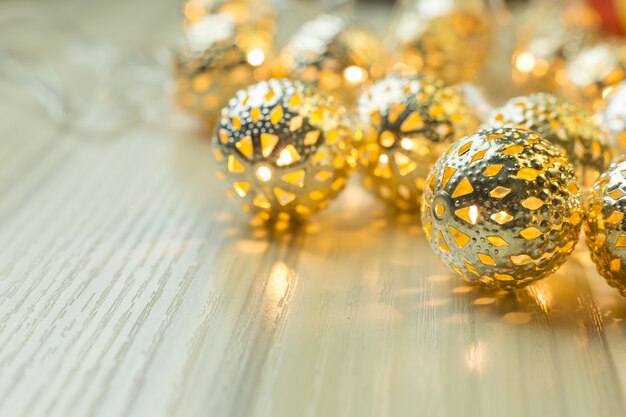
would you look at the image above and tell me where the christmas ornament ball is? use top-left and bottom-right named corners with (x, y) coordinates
top-left (279, 14), bottom-right (387, 106)
top-left (564, 41), bottom-right (626, 108)
top-left (183, 0), bottom-right (276, 27)
top-left (182, 0), bottom-right (274, 28)
top-left (174, 8), bottom-right (274, 127)
top-left (212, 78), bottom-right (355, 221)
top-left (585, 157), bottom-right (626, 296)
top-left (511, 3), bottom-right (600, 92)
top-left (486, 93), bottom-right (611, 189)
top-left (389, 9), bottom-right (492, 84)
top-left (356, 74), bottom-right (478, 210)
top-left (422, 128), bottom-right (583, 290)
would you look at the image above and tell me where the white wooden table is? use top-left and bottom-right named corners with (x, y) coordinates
top-left (1, 1), bottom-right (626, 416)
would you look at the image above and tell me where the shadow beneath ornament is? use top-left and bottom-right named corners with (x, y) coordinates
top-left (582, 261), bottom-right (626, 328)
top-left (219, 181), bottom-right (427, 258)
top-left (595, 297), bottom-right (626, 326)
top-left (438, 253), bottom-right (612, 331)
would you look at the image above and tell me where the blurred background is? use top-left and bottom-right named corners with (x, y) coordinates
top-left (3, 0), bottom-right (626, 139)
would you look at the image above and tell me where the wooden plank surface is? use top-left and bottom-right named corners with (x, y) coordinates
top-left (1, 1), bottom-right (626, 416)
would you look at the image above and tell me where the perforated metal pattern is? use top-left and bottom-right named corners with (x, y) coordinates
top-left (212, 78), bottom-right (355, 221)
top-left (566, 41), bottom-right (626, 105)
top-left (280, 14), bottom-right (387, 105)
top-left (422, 128), bottom-right (583, 290)
top-left (356, 74), bottom-right (478, 210)
top-left (390, 10), bottom-right (492, 84)
top-left (174, 5), bottom-right (274, 124)
top-left (585, 157), bottom-right (626, 296)
top-left (487, 93), bottom-right (611, 189)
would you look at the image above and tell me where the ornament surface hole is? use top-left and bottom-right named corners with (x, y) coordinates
top-left (434, 202), bottom-right (445, 219)
top-left (256, 166), bottom-right (272, 182)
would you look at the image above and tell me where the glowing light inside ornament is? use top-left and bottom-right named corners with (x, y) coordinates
top-left (277, 146), bottom-right (301, 166)
top-left (380, 131), bottom-right (396, 148)
top-left (344, 66), bottom-right (366, 84)
top-left (435, 202), bottom-right (445, 218)
top-left (602, 85), bottom-right (616, 99)
top-left (247, 48), bottom-right (265, 66)
top-left (468, 205), bottom-right (478, 224)
top-left (256, 166), bottom-right (272, 182)
top-left (379, 154), bottom-right (389, 164)
top-left (400, 138), bottom-right (414, 150)
top-left (515, 51), bottom-right (536, 73)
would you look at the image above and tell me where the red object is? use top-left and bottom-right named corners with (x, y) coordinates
top-left (586, 0), bottom-right (625, 35)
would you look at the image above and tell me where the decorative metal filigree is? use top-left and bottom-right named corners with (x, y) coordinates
top-left (212, 78), bottom-right (355, 221)
top-left (356, 74), bottom-right (478, 210)
top-left (585, 157), bottom-right (626, 296)
top-left (182, 0), bottom-right (274, 27)
top-left (279, 14), bottom-right (387, 105)
top-left (422, 128), bottom-right (583, 290)
top-left (486, 92), bottom-right (611, 189)
top-left (388, 8), bottom-right (492, 84)
top-left (511, 2), bottom-right (600, 92)
top-left (174, 2), bottom-right (275, 126)
top-left (565, 41), bottom-right (626, 106)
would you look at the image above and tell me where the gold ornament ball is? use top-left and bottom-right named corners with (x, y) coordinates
top-left (389, 9), bottom-right (492, 84)
top-left (486, 93), bottom-right (611, 189)
top-left (182, 0), bottom-right (274, 27)
top-left (586, 157), bottom-right (626, 296)
top-left (511, 2), bottom-right (600, 93)
top-left (174, 4), bottom-right (275, 128)
top-left (212, 78), bottom-right (355, 222)
top-left (564, 41), bottom-right (626, 109)
top-left (421, 128), bottom-right (583, 290)
top-left (279, 14), bottom-right (387, 106)
top-left (356, 74), bottom-right (478, 210)
top-left (597, 81), bottom-right (626, 154)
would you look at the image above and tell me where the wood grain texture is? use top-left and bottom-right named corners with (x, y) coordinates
top-left (2, 1), bottom-right (626, 416)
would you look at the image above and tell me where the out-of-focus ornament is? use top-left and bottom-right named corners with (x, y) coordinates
top-left (486, 93), bottom-right (611, 189)
top-left (182, 0), bottom-right (274, 28)
top-left (356, 74), bottom-right (478, 210)
top-left (597, 81), bottom-right (626, 154)
top-left (278, 14), bottom-right (388, 106)
top-left (512, 3), bottom-right (601, 92)
top-left (586, 0), bottom-right (626, 36)
top-left (271, 0), bottom-right (354, 42)
top-left (174, 1), bottom-right (275, 127)
top-left (422, 128), bottom-right (583, 290)
top-left (585, 157), bottom-right (626, 296)
top-left (387, 0), bottom-right (492, 84)
top-left (212, 79), bottom-right (355, 222)
top-left (564, 41), bottom-right (626, 109)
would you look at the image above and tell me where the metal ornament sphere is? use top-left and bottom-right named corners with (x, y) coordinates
top-left (212, 79), bottom-right (355, 221)
top-left (174, 6), bottom-right (274, 127)
top-left (586, 158), bottom-right (626, 296)
top-left (512, 3), bottom-right (600, 92)
top-left (182, 0), bottom-right (274, 27)
top-left (564, 41), bottom-right (626, 108)
top-left (389, 9), bottom-right (492, 84)
top-left (486, 93), bottom-right (611, 189)
top-left (279, 14), bottom-right (387, 106)
top-left (356, 74), bottom-right (478, 210)
top-left (421, 128), bottom-right (583, 290)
